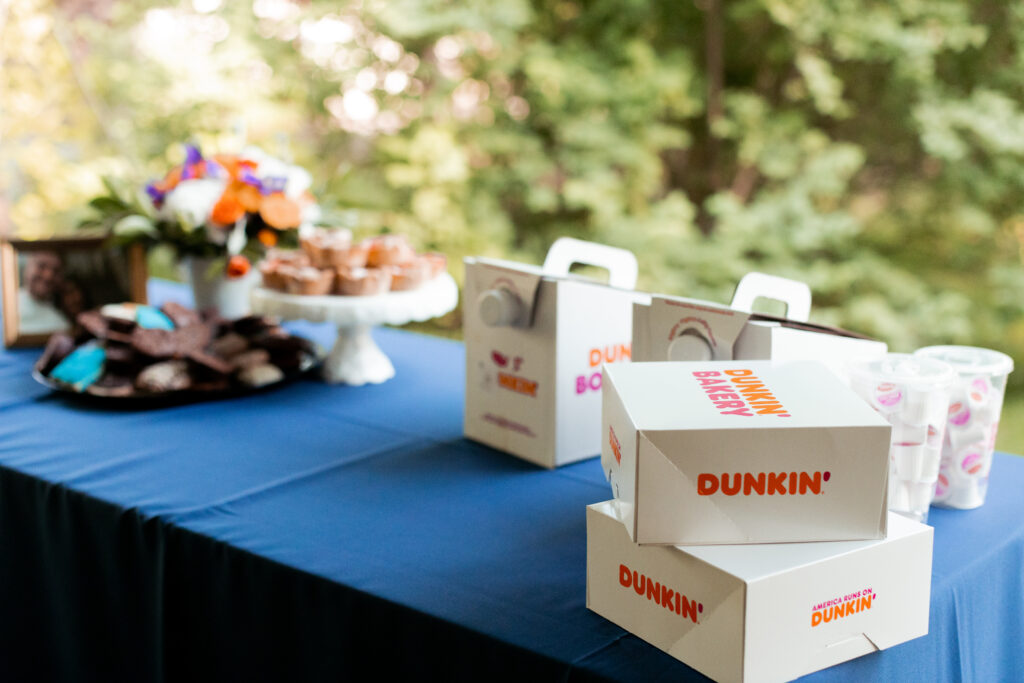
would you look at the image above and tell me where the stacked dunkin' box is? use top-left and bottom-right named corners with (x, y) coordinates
top-left (462, 245), bottom-right (933, 680)
top-left (588, 360), bottom-right (934, 683)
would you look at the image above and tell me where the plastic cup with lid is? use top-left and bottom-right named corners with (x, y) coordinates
top-left (913, 345), bottom-right (1014, 510)
top-left (847, 353), bottom-right (956, 523)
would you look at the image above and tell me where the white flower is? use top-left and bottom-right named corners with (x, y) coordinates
top-left (160, 178), bottom-right (227, 228)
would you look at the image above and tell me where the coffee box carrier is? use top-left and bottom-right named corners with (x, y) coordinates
top-left (463, 238), bottom-right (650, 468)
top-left (602, 360), bottom-right (892, 545)
top-left (632, 272), bottom-right (888, 381)
top-left (586, 501), bottom-right (933, 683)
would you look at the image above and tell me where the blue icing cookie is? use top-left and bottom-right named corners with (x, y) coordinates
top-left (50, 341), bottom-right (106, 392)
top-left (135, 305), bottom-right (175, 330)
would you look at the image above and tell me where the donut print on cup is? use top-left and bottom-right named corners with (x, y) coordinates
top-left (934, 471), bottom-right (951, 501)
top-left (948, 401), bottom-right (971, 427)
top-left (875, 383), bottom-right (903, 409)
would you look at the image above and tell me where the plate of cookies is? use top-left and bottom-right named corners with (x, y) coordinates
top-left (33, 301), bottom-right (322, 403)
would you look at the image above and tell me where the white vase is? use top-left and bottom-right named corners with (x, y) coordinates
top-left (185, 256), bottom-right (258, 319)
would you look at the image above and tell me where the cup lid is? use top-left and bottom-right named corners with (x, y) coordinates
top-left (847, 353), bottom-right (956, 389)
top-left (914, 345), bottom-right (1014, 377)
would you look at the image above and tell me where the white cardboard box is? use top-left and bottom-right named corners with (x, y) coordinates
top-left (463, 238), bottom-right (650, 468)
top-left (632, 273), bottom-right (887, 382)
top-left (586, 500), bottom-right (933, 683)
top-left (601, 360), bottom-right (891, 544)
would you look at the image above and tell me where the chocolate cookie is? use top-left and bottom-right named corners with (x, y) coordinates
top-left (187, 349), bottom-right (234, 375)
top-left (209, 332), bottom-right (249, 358)
top-left (136, 360), bottom-right (192, 393)
top-left (86, 374), bottom-right (135, 397)
top-left (36, 332), bottom-right (76, 376)
top-left (161, 302), bottom-right (201, 328)
top-left (76, 311), bottom-right (109, 340)
top-left (237, 363), bottom-right (284, 388)
top-left (232, 315), bottom-right (278, 337)
top-left (131, 324), bottom-right (212, 359)
top-left (230, 349), bottom-right (271, 372)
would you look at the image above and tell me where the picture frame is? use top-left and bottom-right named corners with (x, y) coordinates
top-left (1, 236), bottom-right (147, 347)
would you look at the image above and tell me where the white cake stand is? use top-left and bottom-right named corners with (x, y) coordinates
top-left (250, 273), bottom-right (458, 385)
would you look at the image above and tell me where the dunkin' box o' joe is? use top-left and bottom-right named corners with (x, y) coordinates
top-left (586, 501), bottom-right (933, 683)
top-left (464, 238), bottom-right (650, 468)
top-left (602, 360), bottom-right (891, 544)
top-left (631, 272), bottom-right (888, 383)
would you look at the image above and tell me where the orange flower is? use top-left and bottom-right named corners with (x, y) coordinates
top-left (211, 194), bottom-right (246, 226)
top-left (257, 229), bottom-right (278, 247)
top-left (226, 255), bottom-right (251, 279)
top-left (154, 165), bottom-right (183, 193)
top-left (234, 183), bottom-right (263, 213)
top-left (259, 193), bottom-right (302, 229)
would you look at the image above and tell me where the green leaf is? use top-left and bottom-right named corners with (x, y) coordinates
top-left (113, 214), bottom-right (158, 239)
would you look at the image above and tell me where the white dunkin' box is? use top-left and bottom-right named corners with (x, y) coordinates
top-left (602, 360), bottom-right (891, 545)
top-left (587, 500), bottom-right (933, 683)
top-left (632, 272), bottom-right (887, 382)
top-left (464, 238), bottom-right (650, 468)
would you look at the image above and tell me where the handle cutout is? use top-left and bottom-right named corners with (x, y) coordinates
top-left (543, 237), bottom-right (638, 290)
top-left (731, 272), bottom-right (811, 322)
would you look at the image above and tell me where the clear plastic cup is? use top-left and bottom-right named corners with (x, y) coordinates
top-left (848, 354), bottom-right (955, 523)
top-left (914, 345), bottom-right (1014, 510)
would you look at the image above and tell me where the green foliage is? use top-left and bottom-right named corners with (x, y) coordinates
top-left (5, 0), bottom-right (1024, 388)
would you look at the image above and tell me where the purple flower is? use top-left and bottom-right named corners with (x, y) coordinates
top-left (181, 144), bottom-right (204, 180)
top-left (260, 176), bottom-right (287, 195)
top-left (240, 168), bottom-right (264, 191)
top-left (205, 160), bottom-right (225, 178)
top-left (145, 183), bottom-right (165, 208)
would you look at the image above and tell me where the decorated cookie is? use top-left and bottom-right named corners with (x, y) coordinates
top-left (135, 305), bottom-right (175, 330)
top-left (50, 341), bottom-right (106, 392)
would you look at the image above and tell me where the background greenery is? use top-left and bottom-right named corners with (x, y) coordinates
top-left (4, 0), bottom-right (1024, 449)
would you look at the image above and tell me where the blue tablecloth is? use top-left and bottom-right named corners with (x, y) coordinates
top-left (1, 280), bottom-right (1022, 681)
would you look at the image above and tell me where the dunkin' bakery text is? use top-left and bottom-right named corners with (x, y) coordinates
top-left (692, 369), bottom-right (791, 417)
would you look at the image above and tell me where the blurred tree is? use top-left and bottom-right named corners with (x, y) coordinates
top-left (4, 0), bottom-right (1024, 386)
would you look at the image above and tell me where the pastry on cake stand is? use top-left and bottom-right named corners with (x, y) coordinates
top-left (250, 273), bottom-right (458, 385)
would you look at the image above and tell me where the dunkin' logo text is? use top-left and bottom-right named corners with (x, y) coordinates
top-left (697, 471), bottom-right (830, 496)
top-left (576, 343), bottom-right (631, 395)
top-left (693, 369), bottom-right (791, 417)
top-left (811, 588), bottom-right (876, 627)
top-left (609, 426), bottom-right (622, 464)
top-left (619, 564), bottom-right (703, 624)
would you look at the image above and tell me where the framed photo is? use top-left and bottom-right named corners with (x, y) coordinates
top-left (1, 237), bottom-right (147, 347)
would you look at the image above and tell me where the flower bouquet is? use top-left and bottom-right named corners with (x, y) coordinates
top-left (85, 143), bottom-right (321, 315)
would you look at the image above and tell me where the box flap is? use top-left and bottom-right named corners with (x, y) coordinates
top-left (639, 296), bottom-right (751, 362)
top-left (605, 360), bottom-right (890, 431)
top-left (681, 513), bottom-right (930, 582)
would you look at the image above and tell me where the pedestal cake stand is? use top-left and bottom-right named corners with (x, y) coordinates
top-left (250, 273), bottom-right (458, 385)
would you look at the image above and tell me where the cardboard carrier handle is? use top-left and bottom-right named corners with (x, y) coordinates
top-left (730, 272), bottom-right (811, 322)
top-left (542, 237), bottom-right (638, 290)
